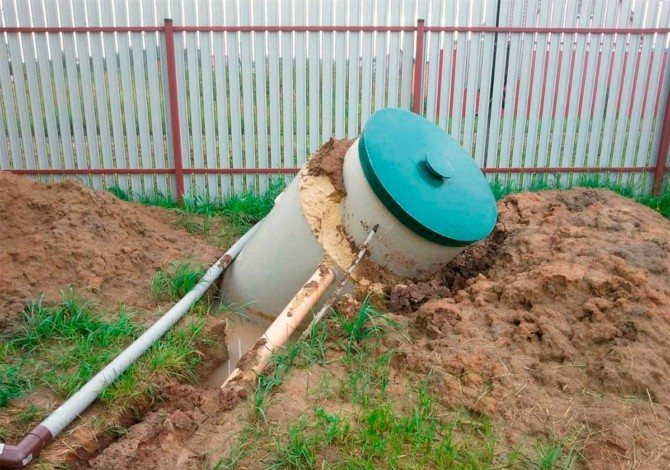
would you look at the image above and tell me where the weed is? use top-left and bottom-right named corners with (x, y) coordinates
top-left (151, 261), bottom-right (207, 303)
top-left (0, 365), bottom-right (27, 406)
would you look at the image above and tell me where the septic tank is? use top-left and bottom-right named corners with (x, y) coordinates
top-left (219, 108), bottom-right (497, 370)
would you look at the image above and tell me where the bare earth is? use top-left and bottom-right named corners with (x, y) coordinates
top-left (0, 171), bottom-right (220, 331)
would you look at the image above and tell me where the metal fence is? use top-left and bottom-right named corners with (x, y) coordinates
top-left (1, 0), bottom-right (669, 199)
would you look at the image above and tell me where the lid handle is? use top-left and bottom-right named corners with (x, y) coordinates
top-left (424, 152), bottom-right (453, 180)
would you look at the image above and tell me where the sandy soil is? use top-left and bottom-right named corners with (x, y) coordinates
top-left (4, 161), bottom-right (670, 468)
top-left (0, 172), bottom-right (220, 331)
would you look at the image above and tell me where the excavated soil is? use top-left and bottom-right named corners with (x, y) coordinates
top-left (389, 189), bottom-right (670, 467)
top-left (306, 137), bottom-right (353, 194)
top-left (0, 172), bottom-right (227, 465)
top-left (0, 171), bottom-right (220, 331)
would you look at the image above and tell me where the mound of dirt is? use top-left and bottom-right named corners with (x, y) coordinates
top-left (306, 137), bottom-right (353, 194)
top-left (390, 188), bottom-right (670, 467)
top-left (0, 172), bottom-right (220, 331)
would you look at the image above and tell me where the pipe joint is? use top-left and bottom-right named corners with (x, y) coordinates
top-left (0, 426), bottom-right (52, 468)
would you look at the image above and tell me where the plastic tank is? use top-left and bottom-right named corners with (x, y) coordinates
top-left (219, 108), bottom-right (497, 370)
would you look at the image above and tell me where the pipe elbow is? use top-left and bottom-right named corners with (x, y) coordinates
top-left (0, 426), bottom-right (52, 469)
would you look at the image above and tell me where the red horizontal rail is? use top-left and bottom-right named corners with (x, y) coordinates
top-left (5, 168), bottom-right (302, 176)
top-left (424, 26), bottom-right (670, 34)
top-left (484, 166), bottom-right (658, 174)
top-left (6, 166), bottom-right (663, 177)
top-left (1, 25), bottom-right (668, 35)
top-left (8, 168), bottom-right (174, 175)
top-left (174, 25), bottom-right (415, 32)
top-left (0, 26), bottom-right (164, 33)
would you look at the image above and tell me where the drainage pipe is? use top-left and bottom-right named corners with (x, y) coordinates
top-left (299, 225), bottom-right (378, 342)
top-left (223, 264), bottom-right (336, 387)
top-left (0, 223), bottom-right (260, 469)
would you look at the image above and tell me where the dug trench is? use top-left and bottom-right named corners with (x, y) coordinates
top-left (92, 142), bottom-right (669, 468)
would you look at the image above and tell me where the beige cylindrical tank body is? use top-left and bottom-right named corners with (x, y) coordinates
top-left (342, 140), bottom-right (465, 278)
top-left (220, 175), bottom-right (325, 317)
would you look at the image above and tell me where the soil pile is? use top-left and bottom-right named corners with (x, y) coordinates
top-left (390, 189), bottom-right (670, 467)
top-left (0, 172), bottom-right (220, 331)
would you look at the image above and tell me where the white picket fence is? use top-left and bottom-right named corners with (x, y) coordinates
top-left (0, 0), bottom-right (669, 198)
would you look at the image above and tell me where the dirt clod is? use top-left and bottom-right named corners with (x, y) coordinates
top-left (306, 137), bottom-right (353, 194)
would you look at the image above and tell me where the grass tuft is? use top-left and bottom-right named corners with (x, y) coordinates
top-left (151, 261), bottom-right (207, 303)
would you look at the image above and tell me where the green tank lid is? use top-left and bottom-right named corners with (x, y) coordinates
top-left (358, 108), bottom-right (497, 247)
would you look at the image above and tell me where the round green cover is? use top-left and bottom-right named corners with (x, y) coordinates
top-left (358, 108), bottom-right (497, 247)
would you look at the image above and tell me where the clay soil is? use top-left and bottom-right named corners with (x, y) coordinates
top-left (91, 187), bottom-right (670, 469)
top-left (0, 172), bottom-right (220, 331)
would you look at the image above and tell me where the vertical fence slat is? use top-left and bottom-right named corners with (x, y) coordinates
top-left (461, 1), bottom-right (485, 156)
top-left (86, 0), bottom-right (114, 189)
top-left (3, 1), bottom-right (36, 172)
top-left (639, 1), bottom-right (670, 189)
top-left (609, 0), bottom-right (647, 184)
top-left (210, 3), bottom-right (231, 197)
top-left (522, 0), bottom-right (552, 176)
top-left (28, 0), bottom-right (60, 180)
top-left (307, 0), bottom-right (320, 152)
top-left (333, 0), bottom-right (347, 137)
top-left (294, 0), bottom-right (308, 164)
top-left (399, 0), bottom-right (416, 110)
top-left (71, 0), bottom-right (101, 188)
top-left (386, 0), bottom-right (403, 109)
top-left (359, 1), bottom-right (375, 125)
top-left (128, 0), bottom-right (154, 193)
top-left (224, 0), bottom-right (243, 193)
top-left (346, 0), bottom-right (361, 138)
top-left (623, 1), bottom-right (659, 188)
top-left (253, 0), bottom-right (270, 191)
top-left (199, 0), bottom-right (218, 198)
top-left (266, 1), bottom-right (281, 189)
top-left (320, 0), bottom-right (334, 140)
top-left (18, 0), bottom-right (48, 176)
top-left (280, 0), bottom-right (294, 173)
top-left (473, 0), bottom-right (498, 167)
top-left (372, 0), bottom-right (389, 115)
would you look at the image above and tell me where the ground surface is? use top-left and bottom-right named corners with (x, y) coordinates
top-left (0, 172), bottom-right (220, 331)
top-left (2, 170), bottom-right (670, 469)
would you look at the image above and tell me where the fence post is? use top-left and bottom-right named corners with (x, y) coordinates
top-left (653, 82), bottom-right (670, 195)
top-left (163, 18), bottom-right (185, 201)
top-left (412, 19), bottom-right (426, 115)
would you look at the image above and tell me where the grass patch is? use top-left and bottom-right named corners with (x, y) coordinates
top-left (151, 260), bottom-right (207, 302)
top-left (0, 284), bottom-right (214, 440)
top-left (490, 174), bottom-right (670, 219)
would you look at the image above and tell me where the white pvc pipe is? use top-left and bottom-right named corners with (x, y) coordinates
top-left (38, 222), bottom-right (260, 437)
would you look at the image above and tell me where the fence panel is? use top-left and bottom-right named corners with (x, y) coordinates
top-left (0, 0), bottom-right (668, 199)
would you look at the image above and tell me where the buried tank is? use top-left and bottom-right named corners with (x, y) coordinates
top-left (218, 108), bottom-right (497, 377)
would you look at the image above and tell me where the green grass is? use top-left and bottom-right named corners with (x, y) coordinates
top-left (0, 277), bottom-right (216, 440)
top-left (108, 180), bottom-right (285, 244)
top-left (151, 260), bottom-right (207, 302)
top-left (490, 173), bottom-right (670, 219)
